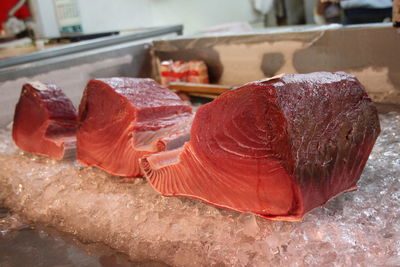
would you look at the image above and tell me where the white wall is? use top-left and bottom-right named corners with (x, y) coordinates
top-left (148, 0), bottom-right (258, 34)
top-left (30, 0), bottom-right (60, 37)
top-left (78, 0), bottom-right (153, 33)
top-left (31, 0), bottom-right (260, 37)
top-left (78, 0), bottom-right (258, 34)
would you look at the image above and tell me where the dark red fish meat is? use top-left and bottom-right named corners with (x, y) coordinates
top-left (76, 78), bottom-right (192, 177)
top-left (12, 81), bottom-right (78, 160)
top-left (140, 72), bottom-right (381, 221)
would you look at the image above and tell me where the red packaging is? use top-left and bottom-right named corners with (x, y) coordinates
top-left (187, 60), bottom-right (209, 84)
top-left (160, 60), bottom-right (209, 86)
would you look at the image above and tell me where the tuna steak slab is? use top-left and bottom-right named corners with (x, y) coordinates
top-left (12, 82), bottom-right (78, 160)
top-left (76, 78), bottom-right (192, 177)
top-left (141, 72), bottom-right (381, 221)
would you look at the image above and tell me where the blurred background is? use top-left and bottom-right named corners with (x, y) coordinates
top-left (0, 0), bottom-right (394, 58)
top-left (0, 2), bottom-right (399, 265)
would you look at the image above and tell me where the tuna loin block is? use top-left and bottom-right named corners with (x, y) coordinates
top-left (12, 82), bottom-right (78, 160)
top-left (141, 72), bottom-right (381, 221)
top-left (76, 78), bottom-right (193, 177)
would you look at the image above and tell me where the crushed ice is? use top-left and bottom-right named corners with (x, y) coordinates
top-left (0, 113), bottom-right (399, 266)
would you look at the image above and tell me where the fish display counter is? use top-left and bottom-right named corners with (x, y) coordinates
top-left (0, 23), bottom-right (399, 266)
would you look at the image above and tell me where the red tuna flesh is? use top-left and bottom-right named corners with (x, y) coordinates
top-left (12, 81), bottom-right (78, 160)
top-left (140, 72), bottom-right (381, 221)
top-left (76, 78), bottom-right (193, 177)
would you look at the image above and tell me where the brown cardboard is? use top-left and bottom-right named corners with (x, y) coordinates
top-left (394, 0), bottom-right (400, 27)
top-left (153, 25), bottom-right (400, 105)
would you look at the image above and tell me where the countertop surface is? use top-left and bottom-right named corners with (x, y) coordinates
top-left (0, 112), bottom-right (399, 266)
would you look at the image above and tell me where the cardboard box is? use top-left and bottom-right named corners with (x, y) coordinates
top-left (153, 24), bottom-right (400, 105)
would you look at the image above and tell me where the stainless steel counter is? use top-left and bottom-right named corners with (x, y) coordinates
top-left (0, 25), bottom-right (182, 127)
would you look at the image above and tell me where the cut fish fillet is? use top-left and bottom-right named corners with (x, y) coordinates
top-left (141, 72), bottom-right (381, 221)
top-left (12, 81), bottom-right (78, 160)
top-left (76, 78), bottom-right (192, 177)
